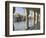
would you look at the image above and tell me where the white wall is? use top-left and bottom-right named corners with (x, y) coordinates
top-left (0, 0), bottom-right (46, 38)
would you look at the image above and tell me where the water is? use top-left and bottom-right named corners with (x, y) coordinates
top-left (13, 20), bottom-right (33, 31)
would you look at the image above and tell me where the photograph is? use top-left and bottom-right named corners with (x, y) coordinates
top-left (5, 1), bottom-right (45, 37)
top-left (13, 7), bottom-right (40, 31)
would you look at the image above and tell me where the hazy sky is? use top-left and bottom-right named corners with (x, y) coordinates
top-left (15, 7), bottom-right (25, 15)
top-left (14, 7), bottom-right (32, 16)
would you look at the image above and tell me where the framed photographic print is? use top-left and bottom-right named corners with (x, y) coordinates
top-left (5, 1), bottom-right (45, 37)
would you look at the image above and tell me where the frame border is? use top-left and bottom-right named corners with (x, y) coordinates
top-left (5, 1), bottom-right (45, 37)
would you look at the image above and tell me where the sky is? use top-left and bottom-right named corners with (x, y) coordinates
top-left (14, 7), bottom-right (32, 16)
top-left (15, 7), bottom-right (25, 15)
